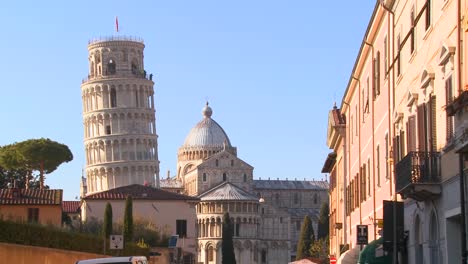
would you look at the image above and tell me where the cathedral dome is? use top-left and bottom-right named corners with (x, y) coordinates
top-left (182, 103), bottom-right (232, 148)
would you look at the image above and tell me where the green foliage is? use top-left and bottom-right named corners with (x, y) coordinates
top-left (317, 203), bottom-right (329, 240)
top-left (136, 238), bottom-right (149, 249)
top-left (81, 217), bottom-right (103, 235)
top-left (296, 215), bottom-right (315, 260)
top-left (124, 195), bottom-right (134, 242)
top-left (0, 218), bottom-right (148, 256)
top-left (131, 218), bottom-right (168, 247)
top-left (0, 166), bottom-right (31, 189)
top-left (0, 138), bottom-right (73, 189)
top-left (103, 203), bottom-right (113, 239)
top-left (309, 237), bottom-right (329, 262)
top-left (222, 212), bottom-right (236, 264)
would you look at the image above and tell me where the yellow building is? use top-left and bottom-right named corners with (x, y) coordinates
top-left (0, 188), bottom-right (62, 226)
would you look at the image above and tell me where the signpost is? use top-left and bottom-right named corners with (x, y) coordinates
top-left (110, 235), bottom-right (124, 250)
top-left (356, 225), bottom-right (368, 245)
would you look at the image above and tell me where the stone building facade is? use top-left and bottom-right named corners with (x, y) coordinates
top-left (80, 37), bottom-right (160, 195)
top-left (161, 103), bottom-right (328, 263)
top-left (324, 1), bottom-right (468, 263)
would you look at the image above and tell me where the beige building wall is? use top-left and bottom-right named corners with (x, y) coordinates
top-left (82, 199), bottom-right (198, 255)
top-left (0, 205), bottom-right (62, 226)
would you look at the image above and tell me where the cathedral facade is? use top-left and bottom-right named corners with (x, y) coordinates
top-left (162, 103), bottom-right (329, 263)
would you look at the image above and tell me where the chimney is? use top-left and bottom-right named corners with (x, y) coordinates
top-left (167, 170), bottom-right (170, 179)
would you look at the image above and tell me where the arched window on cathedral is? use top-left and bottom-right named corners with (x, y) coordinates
top-left (243, 174), bottom-right (247, 182)
top-left (203, 173), bottom-right (207, 182)
top-left (208, 246), bottom-right (214, 261)
top-left (110, 88), bottom-right (117, 108)
top-left (231, 160), bottom-right (234, 166)
top-left (107, 59), bottom-right (116, 75)
top-left (261, 250), bottom-right (267, 263)
top-left (216, 159), bottom-right (219, 167)
top-left (294, 193), bottom-right (299, 204)
top-left (314, 193), bottom-right (318, 204)
top-left (223, 173), bottom-right (227, 181)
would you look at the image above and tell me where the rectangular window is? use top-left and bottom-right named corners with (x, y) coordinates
top-left (446, 76), bottom-right (455, 141)
top-left (384, 35), bottom-right (388, 75)
top-left (296, 220), bottom-right (301, 231)
top-left (374, 52), bottom-right (381, 99)
top-left (417, 96), bottom-right (437, 152)
top-left (385, 133), bottom-right (389, 180)
top-left (377, 145), bottom-right (381, 187)
top-left (28, 208), bottom-right (39, 223)
top-left (407, 115), bottom-right (417, 152)
top-left (365, 77), bottom-right (370, 114)
top-left (361, 166), bottom-right (366, 202)
top-left (425, 0), bottom-right (431, 30)
top-left (176, 219), bottom-right (187, 238)
top-left (367, 159), bottom-right (371, 196)
top-left (411, 7), bottom-right (415, 54)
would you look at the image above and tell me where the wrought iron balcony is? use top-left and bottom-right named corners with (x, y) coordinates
top-left (395, 151), bottom-right (442, 201)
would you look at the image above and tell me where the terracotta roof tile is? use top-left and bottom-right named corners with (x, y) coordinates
top-left (253, 180), bottom-right (329, 190)
top-left (84, 184), bottom-right (199, 201)
top-left (62, 201), bottom-right (81, 213)
top-left (0, 188), bottom-right (62, 205)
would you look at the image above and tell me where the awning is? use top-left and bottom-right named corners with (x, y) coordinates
top-left (337, 246), bottom-right (359, 264)
top-left (357, 237), bottom-right (391, 264)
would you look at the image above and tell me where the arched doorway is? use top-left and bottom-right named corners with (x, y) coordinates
top-left (429, 211), bottom-right (439, 264)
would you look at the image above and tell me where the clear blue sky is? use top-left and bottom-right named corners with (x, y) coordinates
top-left (0, 1), bottom-right (376, 200)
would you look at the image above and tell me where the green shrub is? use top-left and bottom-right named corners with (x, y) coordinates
top-left (0, 219), bottom-right (149, 256)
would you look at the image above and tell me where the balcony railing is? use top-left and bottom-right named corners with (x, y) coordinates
top-left (395, 151), bottom-right (441, 201)
top-left (82, 70), bottom-right (153, 84)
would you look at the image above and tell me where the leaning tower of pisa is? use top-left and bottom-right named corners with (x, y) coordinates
top-left (81, 36), bottom-right (160, 195)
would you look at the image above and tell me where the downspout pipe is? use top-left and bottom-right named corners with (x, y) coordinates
top-left (379, 2), bottom-right (397, 263)
top-left (352, 76), bottom-right (363, 229)
top-left (364, 40), bottom-right (377, 242)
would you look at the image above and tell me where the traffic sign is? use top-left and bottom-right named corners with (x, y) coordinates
top-left (110, 235), bottom-right (123, 249)
top-left (356, 225), bottom-right (368, 245)
top-left (330, 256), bottom-right (337, 264)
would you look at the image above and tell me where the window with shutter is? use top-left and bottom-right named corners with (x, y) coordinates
top-left (374, 52), bottom-right (381, 99)
top-left (407, 116), bottom-right (417, 152)
top-left (428, 95), bottom-right (437, 151)
top-left (446, 76), bottom-right (454, 141)
top-left (417, 104), bottom-right (427, 151)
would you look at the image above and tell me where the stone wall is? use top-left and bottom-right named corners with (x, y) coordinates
top-left (0, 242), bottom-right (172, 264)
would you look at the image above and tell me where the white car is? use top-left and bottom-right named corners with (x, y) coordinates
top-left (75, 256), bottom-right (147, 264)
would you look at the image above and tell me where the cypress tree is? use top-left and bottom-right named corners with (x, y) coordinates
top-left (317, 202), bottom-right (329, 240)
top-left (123, 195), bottom-right (134, 243)
top-left (103, 202), bottom-right (113, 239)
top-left (222, 212), bottom-right (236, 264)
top-left (296, 215), bottom-right (315, 260)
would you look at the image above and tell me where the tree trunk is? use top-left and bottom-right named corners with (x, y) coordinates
top-left (25, 169), bottom-right (32, 190)
top-left (40, 161), bottom-right (44, 190)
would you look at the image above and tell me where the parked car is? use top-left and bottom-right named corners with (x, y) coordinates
top-left (75, 256), bottom-right (147, 264)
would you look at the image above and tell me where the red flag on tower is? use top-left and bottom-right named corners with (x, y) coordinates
top-left (115, 16), bottom-right (119, 32)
